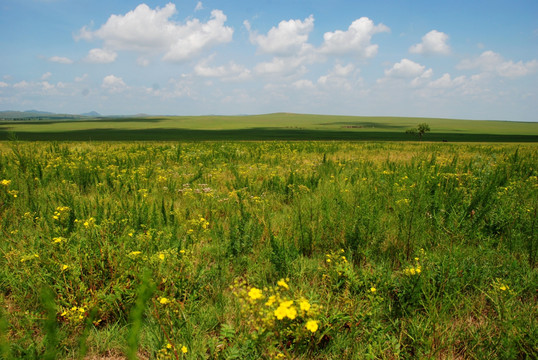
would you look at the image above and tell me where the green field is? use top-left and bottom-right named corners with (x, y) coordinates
top-left (1, 113), bottom-right (537, 141)
top-left (0, 140), bottom-right (537, 359)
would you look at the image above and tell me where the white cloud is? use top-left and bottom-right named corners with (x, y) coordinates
top-left (41, 72), bottom-right (52, 80)
top-left (195, 1), bottom-right (204, 11)
top-left (102, 75), bottom-right (127, 92)
top-left (254, 56), bottom-right (308, 76)
top-left (410, 68), bottom-right (433, 87)
top-left (194, 57), bottom-right (251, 80)
top-left (41, 81), bottom-right (55, 92)
top-left (384, 58), bottom-right (429, 78)
top-left (49, 56), bottom-right (74, 64)
top-left (85, 48), bottom-right (118, 63)
top-left (458, 50), bottom-right (538, 78)
top-left (246, 15), bottom-right (314, 56)
top-left (317, 63), bottom-right (357, 90)
top-left (319, 17), bottom-right (389, 57)
top-left (137, 57), bottom-right (150, 67)
top-left (0, 81), bottom-right (8, 88)
top-left (75, 74), bottom-right (88, 82)
top-left (428, 73), bottom-right (466, 89)
top-left (78, 3), bottom-right (233, 62)
top-left (13, 81), bottom-right (30, 89)
top-left (409, 30), bottom-right (450, 55)
top-left (332, 63), bottom-right (355, 77)
top-left (292, 79), bottom-right (314, 89)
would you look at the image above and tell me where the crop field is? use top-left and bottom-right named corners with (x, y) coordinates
top-left (1, 113), bottom-right (538, 142)
top-left (0, 140), bottom-right (537, 359)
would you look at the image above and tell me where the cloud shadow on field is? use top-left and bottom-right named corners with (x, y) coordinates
top-left (0, 117), bottom-right (170, 126)
top-left (318, 122), bottom-right (407, 129)
top-left (1, 127), bottom-right (537, 142)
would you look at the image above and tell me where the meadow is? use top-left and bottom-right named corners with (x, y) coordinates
top-left (0, 140), bottom-right (537, 359)
top-left (1, 113), bottom-right (538, 142)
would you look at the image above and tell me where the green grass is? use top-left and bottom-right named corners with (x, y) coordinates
top-left (1, 113), bottom-right (537, 141)
top-left (0, 141), bottom-right (537, 359)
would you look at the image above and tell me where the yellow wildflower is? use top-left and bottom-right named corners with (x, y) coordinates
top-left (274, 306), bottom-right (287, 320)
top-left (299, 299), bottom-right (310, 311)
top-left (0, 179), bottom-right (11, 186)
top-left (52, 237), bottom-right (66, 244)
top-left (305, 320), bottom-right (319, 333)
top-left (181, 346), bottom-right (188, 353)
top-left (280, 300), bottom-right (293, 308)
top-left (285, 306), bottom-right (297, 319)
top-left (265, 295), bottom-right (276, 306)
top-left (248, 287), bottom-right (263, 300)
top-left (370, 287), bottom-right (377, 293)
top-left (159, 297), bottom-right (170, 305)
top-left (277, 279), bottom-right (289, 290)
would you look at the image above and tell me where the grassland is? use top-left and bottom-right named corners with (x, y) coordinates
top-left (1, 113), bottom-right (537, 141)
top-left (0, 140), bottom-right (537, 359)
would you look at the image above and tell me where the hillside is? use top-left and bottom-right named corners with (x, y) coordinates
top-left (0, 113), bottom-right (537, 142)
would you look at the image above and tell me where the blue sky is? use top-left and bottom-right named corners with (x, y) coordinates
top-left (1, 0), bottom-right (537, 120)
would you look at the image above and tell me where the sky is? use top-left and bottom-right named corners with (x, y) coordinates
top-left (1, 0), bottom-right (537, 121)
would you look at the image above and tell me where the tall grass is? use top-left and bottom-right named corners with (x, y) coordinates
top-left (0, 141), bottom-right (536, 359)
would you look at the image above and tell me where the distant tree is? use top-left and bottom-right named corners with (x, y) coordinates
top-left (406, 123), bottom-right (430, 140)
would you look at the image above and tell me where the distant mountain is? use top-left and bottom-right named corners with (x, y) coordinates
top-left (80, 111), bottom-right (101, 117)
top-left (0, 110), bottom-right (93, 120)
top-left (25, 109), bottom-right (55, 115)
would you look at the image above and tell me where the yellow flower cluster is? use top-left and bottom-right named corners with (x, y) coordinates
top-left (75, 217), bottom-right (96, 228)
top-left (492, 278), bottom-right (512, 293)
top-left (1, 179), bottom-right (11, 186)
top-left (52, 206), bottom-right (70, 221)
top-left (20, 253), bottom-right (39, 263)
top-left (323, 249), bottom-right (353, 282)
top-left (231, 278), bottom-right (322, 348)
top-left (52, 236), bottom-right (67, 244)
top-left (325, 249), bottom-right (347, 265)
top-left (403, 257), bottom-right (422, 276)
top-left (186, 216), bottom-right (210, 235)
top-left (157, 343), bottom-right (188, 359)
top-left (59, 305), bottom-right (87, 324)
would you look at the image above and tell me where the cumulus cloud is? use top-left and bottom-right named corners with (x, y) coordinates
top-left (85, 48), bottom-right (118, 63)
top-left (319, 17), bottom-right (389, 57)
top-left (77, 3), bottom-right (233, 62)
top-left (13, 81), bottom-right (30, 89)
top-left (41, 72), bottom-right (52, 80)
top-left (0, 81), bottom-right (9, 88)
top-left (292, 79), bottom-right (315, 89)
top-left (254, 56), bottom-right (309, 76)
top-left (409, 30), bottom-right (450, 55)
top-left (378, 58), bottom-right (433, 88)
top-left (195, 1), bottom-right (204, 11)
top-left (318, 63), bottom-right (356, 90)
top-left (428, 73), bottom-right (466, 89)
top-left (49, 56), bottom-right (74, 64)
top-left (384, 58), bottom-right (429, 78)
top-left (102, 75), bottom-right (127, 92)
top-left (194, 57), bottom-right (251, 80)
top-left (245, 15), bottom-right (314, 56)
top-left (457, 50), bottom-right (538, 78)
top-left (75, 74), bottom-right (88, 82)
